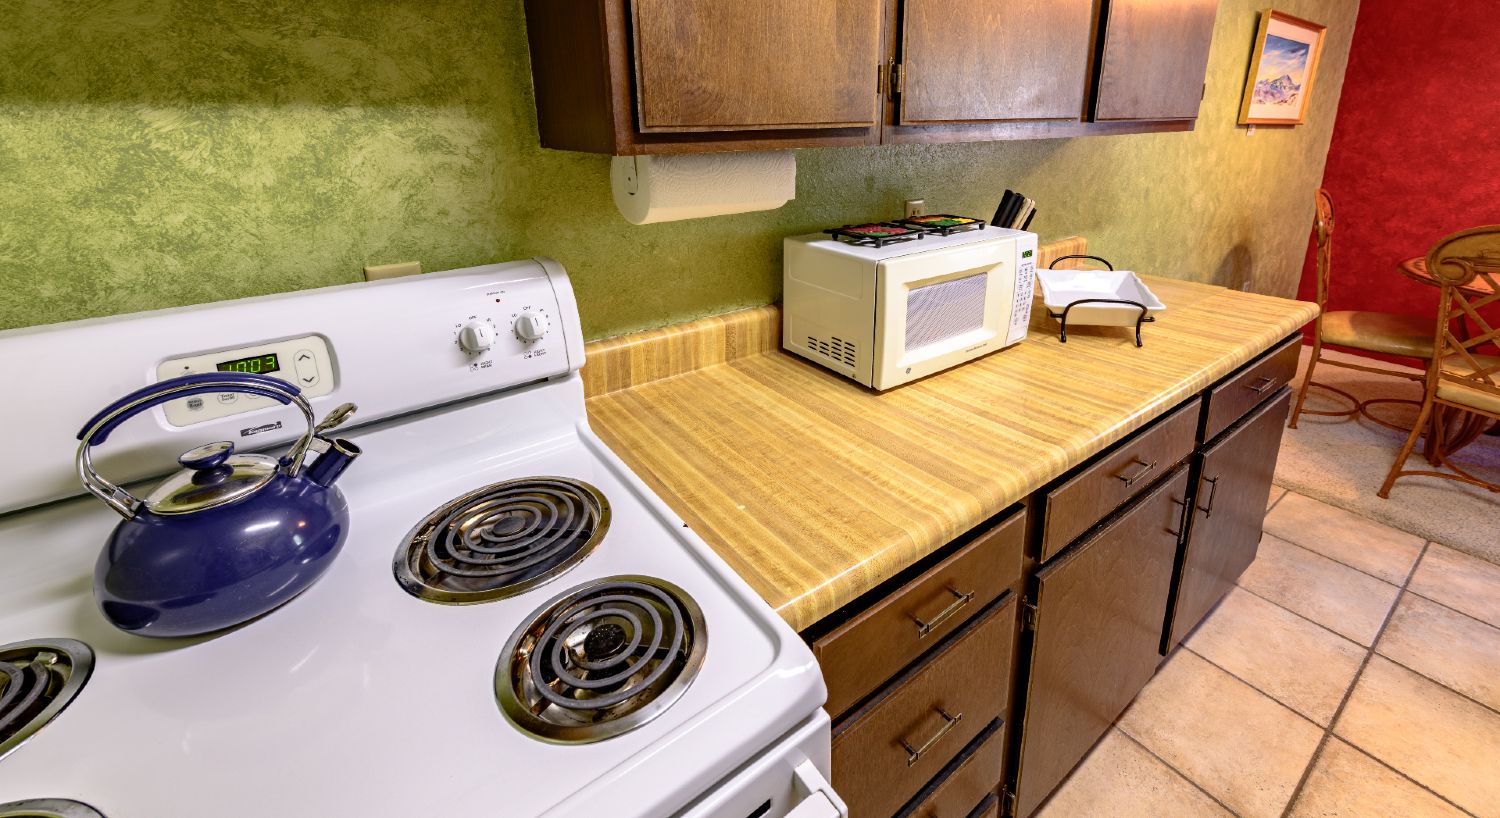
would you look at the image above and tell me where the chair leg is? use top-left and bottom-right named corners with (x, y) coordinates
top-left (1380, 396), bottom-right (1436, 498)
top-left (1288, 341), bottom-right (1320, 430)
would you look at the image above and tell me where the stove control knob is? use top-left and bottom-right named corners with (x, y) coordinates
top-left (514, 312), bottom-right (547, 343)
top-left (458, 320), bottom-right (495, 354)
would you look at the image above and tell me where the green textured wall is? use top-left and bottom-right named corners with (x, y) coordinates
top-left (0, 0), bottom-right (1357, 339)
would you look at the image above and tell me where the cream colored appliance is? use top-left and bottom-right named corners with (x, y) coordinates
top-left (783, 226), bottom-right (1038, 390)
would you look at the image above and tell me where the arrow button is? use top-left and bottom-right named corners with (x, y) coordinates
top-left (293, 350), bottom-right (320, 389)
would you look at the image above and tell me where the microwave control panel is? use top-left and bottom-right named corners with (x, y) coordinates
top-left (155, 334), bottom-right (336, 427)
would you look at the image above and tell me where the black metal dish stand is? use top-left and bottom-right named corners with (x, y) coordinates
top-left (1045, 255), bottom-right (1154, 348)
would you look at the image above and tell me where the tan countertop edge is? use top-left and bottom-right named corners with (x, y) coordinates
top-left (583, 240), bottom-right (1318, 631)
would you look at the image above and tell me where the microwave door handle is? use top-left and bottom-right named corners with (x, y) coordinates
top-left (787, 760), bottom-right (847, 818)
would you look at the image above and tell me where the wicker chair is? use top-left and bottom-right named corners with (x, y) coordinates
top-left (1379, 225), bottom-right (1500, 497)
top-left (1288, 189), bottom-right (1435, 429)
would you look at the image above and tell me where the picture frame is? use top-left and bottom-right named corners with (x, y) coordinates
top-left (1238, 10), bottom-right (1327, 125)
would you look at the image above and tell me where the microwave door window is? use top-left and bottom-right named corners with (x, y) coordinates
top-left (906, 272), bottom-right (989, 352)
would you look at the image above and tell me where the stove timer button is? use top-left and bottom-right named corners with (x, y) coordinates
top-left (458, 320), bottom-right (496, 353)
top-left (513, 312), bottom-right (548, 343)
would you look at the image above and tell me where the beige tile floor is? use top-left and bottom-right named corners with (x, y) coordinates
top-left (1036, 488), bottom-right (1500, 818)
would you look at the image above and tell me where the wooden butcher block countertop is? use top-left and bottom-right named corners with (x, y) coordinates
top-left (583, 238), bottom-right (1319, 631)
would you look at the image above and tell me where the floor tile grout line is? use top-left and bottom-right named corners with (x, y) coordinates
top-left (1402, 585), bottom-right (1500, 632)
top-left (1374, 647), bottom-right (1500, 721)
top-left (1332, 733), bottom-right (1482, 818)
top-left (1277, 541), bottom-right (1430, 818)
top-left (1113, 722), bottom-right (1245, 818)
top-left (1265, 487), bottom-right (1290, 516)
top-left (1182, 645), bottom-right (1327, 730)
top-left (1233, 583), bottom-right (1378, 651)
top-left (1258, 529), bottom-right (1409, 588)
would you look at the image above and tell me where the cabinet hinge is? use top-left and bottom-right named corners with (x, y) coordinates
top-left (1002, 787), bottom-right (1018, 818)
top-left (891, 62), bottom-right (904, 95)
top-left (1021, 601), bottom-right (1039, 632)
top-left (877, 62), bottom-right (887, 95)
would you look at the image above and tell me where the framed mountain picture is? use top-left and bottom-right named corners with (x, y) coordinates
top-left (1238, 10), bottom-right (1326, 125)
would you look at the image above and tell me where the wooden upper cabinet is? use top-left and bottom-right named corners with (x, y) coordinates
top-left (897, 0), bottom-right (1097, 124)
top-left (1094, 0), bottom-right (1220, 121)
top-left (630, 0), bottom-right (883, 132)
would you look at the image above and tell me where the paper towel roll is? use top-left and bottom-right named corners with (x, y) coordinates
top-left (611, 151), bottom-right (796, 225)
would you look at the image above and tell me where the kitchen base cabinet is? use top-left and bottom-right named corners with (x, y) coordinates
top-left (1012, 468), bottom-right (1191, 818)
top-left (1165, 389), bottom-right (1292, 649)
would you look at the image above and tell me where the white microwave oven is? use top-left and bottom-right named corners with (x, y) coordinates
top-left (782, 226), bottom-right (1038, 390)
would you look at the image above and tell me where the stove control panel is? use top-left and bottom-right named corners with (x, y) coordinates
top-left (156, 335), bottom-right (336, 427)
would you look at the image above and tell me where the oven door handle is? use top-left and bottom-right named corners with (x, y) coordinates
top-left (787, 760), bottom-right (847, 818)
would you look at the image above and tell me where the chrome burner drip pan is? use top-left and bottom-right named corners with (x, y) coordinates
top-left (496, 576), bottom-right (706, 744)
top-left (395, 477), bottom-right (609, 604)
top-left (0, 639), bottom-right (94, 762)
top-left (0, 799), bottom-right (105, 818)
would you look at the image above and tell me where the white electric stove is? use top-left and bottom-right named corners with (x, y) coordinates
top-left (0, 259), bottom-right (845, 818)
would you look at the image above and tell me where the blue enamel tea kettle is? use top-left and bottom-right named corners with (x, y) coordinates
top-left (76, 372), bottom-right (361, 638)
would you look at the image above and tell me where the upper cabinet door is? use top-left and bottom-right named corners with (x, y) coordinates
top-left (629, 0), bottom-right (884, 133)
top-left (1094, 0), bottom-right (1220, 121)
top-left (898, 0), bottom-right (1097, 123)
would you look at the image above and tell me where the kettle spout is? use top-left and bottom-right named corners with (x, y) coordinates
top-left (305, 438), bottom-right (361, 488)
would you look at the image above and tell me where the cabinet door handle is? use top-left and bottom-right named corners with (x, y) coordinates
top-left (912, 587), bottom-right (974, 638)
top-left (1245, 375), bottom-right (1276, 394)
top-left (1114, 457), bottom-right (1157, 486)
top-left (1198, 475), bottom-right (1220, 517)
top-left (1168, 496), bottom-right (1189, 537)
top-left (899, 708), bottom-right (963, 766)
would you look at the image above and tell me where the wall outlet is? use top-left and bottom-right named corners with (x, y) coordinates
top-left (363, 261), bottom-right (422, 281)
top-left (904, 199), bottom-right (925, 218)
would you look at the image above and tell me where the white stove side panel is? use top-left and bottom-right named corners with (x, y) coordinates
top-left (0, 258), bottom-right (584, 515)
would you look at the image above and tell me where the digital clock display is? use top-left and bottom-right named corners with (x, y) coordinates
top-left (215, 353), bottom-right (280, 375)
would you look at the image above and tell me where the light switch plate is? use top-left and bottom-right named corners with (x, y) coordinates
top-left (364, 261), bottom-right (422, 281)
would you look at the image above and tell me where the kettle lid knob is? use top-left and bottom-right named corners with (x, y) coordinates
top-left (179, 441), bottom-right (235, 471)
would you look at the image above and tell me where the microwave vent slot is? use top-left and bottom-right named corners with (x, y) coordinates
top-left (807, 335), bottom-right (857, 367)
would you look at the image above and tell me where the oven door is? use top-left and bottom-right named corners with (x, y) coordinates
top-left (872, 237), bottom-right (1020, 390)
top-left (677, 711), bottom-right (846, 818)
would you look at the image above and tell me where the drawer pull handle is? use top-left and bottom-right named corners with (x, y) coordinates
top-left (1198, 475), bottom-right (1220, 518)
top-left (1245, 375), bottom-right (1277, 394)
top-left (912, 587), bottom-right (974, 638)
top-left (899, 708), bottom-right (963, 766)
top-left (1114, 457), bottom-right (1158, 486)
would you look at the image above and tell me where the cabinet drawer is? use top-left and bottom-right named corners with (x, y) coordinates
top-left (814, 511), bottom-right (1024, 718)
top-left (1203, 336), bottom-right (1301, 441)
top-left (833, 597), bottom-right (1016, 818)
top-left (1041, 399), bottom-right (1199, 561)
top-left (896, 719), bottom-right (1005, 818)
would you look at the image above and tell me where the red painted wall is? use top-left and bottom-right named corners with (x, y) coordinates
top-left (1299, 0), bottom-right (1500, 335)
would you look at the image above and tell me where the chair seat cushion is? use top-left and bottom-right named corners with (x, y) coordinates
top-left (1320, 311), bottom-right (1434, 358)
top-left (1437, 353), bottom-right (1500, 416)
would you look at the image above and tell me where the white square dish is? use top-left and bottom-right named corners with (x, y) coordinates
top-left (1036, 268), bottom-right (1166, 327)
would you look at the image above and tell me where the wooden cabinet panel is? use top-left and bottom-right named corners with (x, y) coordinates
top-left (896, 719), bottom-right (1005, 818)
top-left (833, 597), bottom-right (1015, 818)
top-left (1014, 468), bottom-right (1190, 818)
top-left (813, 511), bottom-right (1024, 718)
top-left (1094, 0), bottom-right (1220, 121)
top-left (1202, 336), bottom-right (1301, 442)
top-left (1166, 390), bottom-right (1290, 648)
top-left (630, 0), bottom-right (883, 132)
top-left (1041, 398), bottom-right (1200, 561)
top-left (898, 0), bottom-right (1096, 123)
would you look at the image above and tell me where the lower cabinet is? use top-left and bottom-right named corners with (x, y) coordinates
top-left (832, 596), bottom-right (1016, 817)
top-left (1165, 388), bottom-right (1291, 648)
top-left (1012, 467), bottom-right (1191, 818)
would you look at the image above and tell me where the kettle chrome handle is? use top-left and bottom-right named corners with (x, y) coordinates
top-left (75, 373), bottom-right (317, 519)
